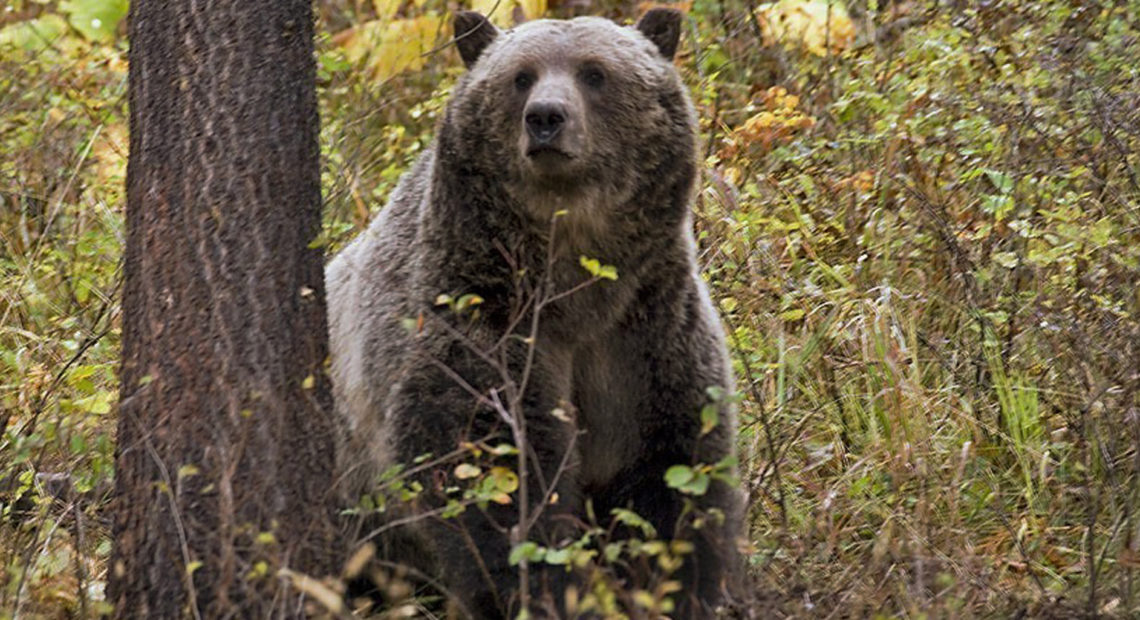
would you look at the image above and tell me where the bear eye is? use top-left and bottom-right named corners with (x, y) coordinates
top-left (514, 71), bottom-right (534, 91)
top-left (581, 66), bottom-right (606, 89)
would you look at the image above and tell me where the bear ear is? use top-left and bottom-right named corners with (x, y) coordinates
top-left (454, 11), bottom-right (499, 69)
top-left (635, 8), bottom-right (683, 60)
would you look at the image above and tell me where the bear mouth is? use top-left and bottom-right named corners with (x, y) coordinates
top-left (526, 144), bottom-right (574, 161)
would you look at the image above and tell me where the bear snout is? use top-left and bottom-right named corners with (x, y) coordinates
top-left (518, 72), bottom-right (587, 166)
top-left (524, 100), bottom-right (566, 145)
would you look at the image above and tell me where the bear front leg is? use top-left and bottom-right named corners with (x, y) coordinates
top-left (430, 492), bottom-right (574, 619)
top-left (601, 299), bottom-right (742, 617)
top-left (602, 436), bottom-right (740, 618)
top-left (392, 357), bottom-right (580, 618)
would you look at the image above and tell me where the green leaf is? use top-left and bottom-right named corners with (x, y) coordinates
top-left (74, 390), bottom-right (113, 414)
top-left (0, 15), bottom-right (70, 52)
top-left (611, 508), bottom-right (658, 538)
top-left (981, 194), bottom-right (1014, 219)
top-left (681, 472), bottom-right (710, 496)
top-left (509, 541), bottom-right (544, 566)
top-left (487, 443), bottom-right (519, 456)
top-left (985, 169), bottom-right (1014, 194)
top-left (60, 0), bottom-right (129, 42)
top-left (700, 404), bottom-right (719, 435)
top-left (992, 251), bottom-right (1019, 269)
top-left (456, 294), bottom-right (484, 311)
top-left (665, 464), bottom-right (710, 496)
top-left (664, 465), bottom-right (694, 489)
top-left (544, 548), bottom-right (571, 565)
top-left (441, 499), bottom-right (465, 519)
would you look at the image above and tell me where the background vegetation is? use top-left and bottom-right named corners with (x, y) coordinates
top-left (2, 0), bottom-right (1138, 617)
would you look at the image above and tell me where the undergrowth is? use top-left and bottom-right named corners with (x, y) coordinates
top-left (2, 0), bottom-right (1138, 617)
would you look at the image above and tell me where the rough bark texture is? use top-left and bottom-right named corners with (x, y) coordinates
top-left (109, 1), bottom-right (335, 617)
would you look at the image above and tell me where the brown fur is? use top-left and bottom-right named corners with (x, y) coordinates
top-left (329, 10), bottom-right (742, 618)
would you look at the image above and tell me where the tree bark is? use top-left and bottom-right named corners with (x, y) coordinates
top-left (109, 1), bottom-right (335, 617)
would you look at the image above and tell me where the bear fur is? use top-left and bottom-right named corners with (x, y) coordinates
top-left (328, 9), bottom-right (741, 618)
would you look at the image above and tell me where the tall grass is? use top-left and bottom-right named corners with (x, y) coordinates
top-left (698, 2), bottom-right (1140, 616)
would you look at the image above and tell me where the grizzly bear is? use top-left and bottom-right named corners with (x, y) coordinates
top-left (328, 9), bottom-right (741, 618)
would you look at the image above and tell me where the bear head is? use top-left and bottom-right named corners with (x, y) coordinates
top-left (439, 10), bottom-right (696, 227)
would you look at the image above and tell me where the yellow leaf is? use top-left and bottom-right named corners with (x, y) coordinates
top-left (334, 15), bottom-right (444, 82)
top-left (92, 121), bottom-right (127, 188)
top-left (343, 543), bottom-right (375, 579)
top-left (373, 0), bottom-right (403, 21)
top-left (469, 0), bottom-right (545, 27)
top-left (755, 0), bottom-right (854, 56)
top-left (579, 255), bottom-right (619, 280)
top-left (489, 466), bottom-right (519, 493)
top-left (454, 463), bottom-right (482, 479)
top-left (779, 308), bottom-right (805, 321)
top-left (278, 568), bottom-right (345, 614)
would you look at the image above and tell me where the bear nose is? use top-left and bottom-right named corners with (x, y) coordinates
top-left (525, 101), bottom-right (567, 144)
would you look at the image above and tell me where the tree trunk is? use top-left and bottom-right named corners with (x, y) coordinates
top-left (109, 1), bottom-right (335, 617)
